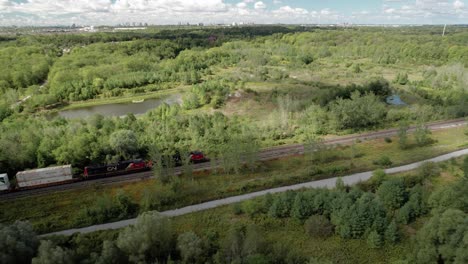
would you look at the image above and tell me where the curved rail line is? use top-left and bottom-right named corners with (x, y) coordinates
top-left (2, 118), bottom-right (466, 200)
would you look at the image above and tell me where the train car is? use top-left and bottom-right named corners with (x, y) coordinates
top-left (189, 151), bottom-right (209, 163)
top-left (84, 159), bottom-right (151, 178)
top-left (163, 151), bottom-right (209, 167)
top-left (16, 165), bottom-right (75, 189)
top-left (0, 174), bottom-right (10, 191)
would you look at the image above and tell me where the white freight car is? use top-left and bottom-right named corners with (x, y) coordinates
top-left (0, 174), bottom-right (10, 191)
top-left (16, 165), bottom-right (73, 189)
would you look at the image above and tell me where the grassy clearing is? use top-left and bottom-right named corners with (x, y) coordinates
top-left (0, 126), bottom-right (466, 233)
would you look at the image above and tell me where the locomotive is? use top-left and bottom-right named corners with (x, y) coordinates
top-left (0, 151), bottom-right (208, 192)
top-left (84, 159), bottom-right (151, 178)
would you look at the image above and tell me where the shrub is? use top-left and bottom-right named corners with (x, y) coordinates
top-left (177, 232), bottom-right (204, 264)
top-left (0, 221), bottom-right (39, 264)
top-left (373, 156), bottom-right (393, 167)
top-left (232, 203), bottom-right (244, 215)
top-left (304, 215), bottom-right (334, 238)
top-left (117, 212), bottom-right (173, 263)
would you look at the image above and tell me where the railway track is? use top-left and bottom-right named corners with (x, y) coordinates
top-left (1, 118), bottom-right (466, 200)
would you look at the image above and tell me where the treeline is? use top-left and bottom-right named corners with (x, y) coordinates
top-left (0, 46), bottom-right (57, 91)
top-left (2, 158), bottom-right (467, 263)
top-left (0, 104), bottom-right (257, 175)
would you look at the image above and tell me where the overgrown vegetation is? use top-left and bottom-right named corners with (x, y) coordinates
top-left (2, 155), bottom-right (467, 263)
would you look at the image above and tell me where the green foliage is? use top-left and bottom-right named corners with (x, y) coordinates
top-left (329, 91), bottom-right (387, 130)
top-left (377, 179), bottom-right (407, 211)
top-left (32, 240), bottom-right (73, 264)
top-left (367, 230), bottom-right (383, 249)
top-left (95, 240), bottom-right (127, 264)
top-left (335, 177), bottom-right (346, 191)
top-left (0, 221), bottom-right (39, 264)
top-left (418, 162), bottom-right (440, 179)
top-left (394, 73), bottom-right (409, 85)
top-left (0, 46), bottom-right (55, 90)
top-left (109, 130), bottom-right (139, 160)
top-left (368, 169), bottom-right (387, 191)
top-left (177, 232), bottom-right (204, 264)
top-left (397, 185), bottom-right (427, 224)
top-left (116, 212), bottom-right (173, 263)
top-left (412, 209), bottom-right (468, 264)
top-left (384, 220), bottom-right (400, 245)
top-left (218, 224), bottom-right (268, 264)
top-left (269, 191), bottom-right (296, 218)
top-left (463, 156), bottom-right (468, 179)
top-left (414, 124), bottom-right (432, 147)
top-left (398, 122), bottom-right (409, 150)
top-left (352, 63), bottom-right (362, 73)
top-left (76, 191), bottom-right (138, 226)
top-left (304, 215), bottom-right (334, 238)
top-left (373, 156), bottom-right (393, 167)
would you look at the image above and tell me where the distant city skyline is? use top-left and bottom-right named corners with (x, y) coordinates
top-left (0, 0), bottom-right (466, 26)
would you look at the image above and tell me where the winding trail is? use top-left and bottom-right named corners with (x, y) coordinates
top-left (44, 148), bottom-right (468, 237)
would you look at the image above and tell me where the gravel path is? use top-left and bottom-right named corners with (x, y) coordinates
top-left (44, 148), bottom-right (468, 237)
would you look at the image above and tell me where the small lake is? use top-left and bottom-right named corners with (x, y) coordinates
top-left (386, 95), bottom-right (407, 106)
top-left (57, 94), bottom-right (181, 119)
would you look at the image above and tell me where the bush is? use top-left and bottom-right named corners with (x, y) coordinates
top-left (268, 192), bottom-right (296, 218)
top-left (177, 232), bottom-right (204, 264)
top-left (232, 203), bottom-right (244, 215)
top-left (384, 137), bottom-right (392, 143)
top-left (373, 156), bottom-right (393, 167)
top-left (117, 212), bottom-right (173, 263)
top-left (75, 191), bottom-right (138, 226)
top-left (304, 215), bottom-right (334, 238)
top-left (32, 240), bottom-right (73, 264)
top-left (0, 221), bottom-right (39, 264)
top-left (418, 162), bottom-right (440, 179)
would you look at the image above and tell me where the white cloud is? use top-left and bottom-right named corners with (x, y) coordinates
top-left (236, 2), bottom-right (247, 9)
top-left (254, 1), bottom-right (266, 10)
top-left (273, 6), bottom-right (308, 15)
top-left (454, 0), bottom-right (465, 9)
top-left (0, 0), bottom-right (466, 26)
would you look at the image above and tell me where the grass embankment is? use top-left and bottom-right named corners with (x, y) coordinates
top-left (0, 127), bottom-right (466, 233)
top-left (55, 155), bottom-right (468, 264)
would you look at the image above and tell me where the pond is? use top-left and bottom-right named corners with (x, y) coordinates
top-left (57, 94), bottom-right (181, 119)
top-left (386, 95), bottom-right (407, 106)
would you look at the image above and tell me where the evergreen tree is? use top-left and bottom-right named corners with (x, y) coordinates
top-left (367, 230), bottom-right (383, 249)
top-left (385, 221), bottom-right (400, 245)
top-left (377, 179), bottom-right (407, 212)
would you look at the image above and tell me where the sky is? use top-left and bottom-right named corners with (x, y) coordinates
top-left (0, 0), bottom-right (466, 26)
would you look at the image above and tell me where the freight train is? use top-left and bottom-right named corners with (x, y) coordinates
top-left (0, 151), bottom-right (208, 193)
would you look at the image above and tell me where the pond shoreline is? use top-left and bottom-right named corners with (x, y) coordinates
top-left (60, 87), bottom-right (185, 111)
top-left (54, 93), bottom-right (182, 119)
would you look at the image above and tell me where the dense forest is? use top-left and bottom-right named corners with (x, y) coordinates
top-left (0, 26), bottom-right (467, 175)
